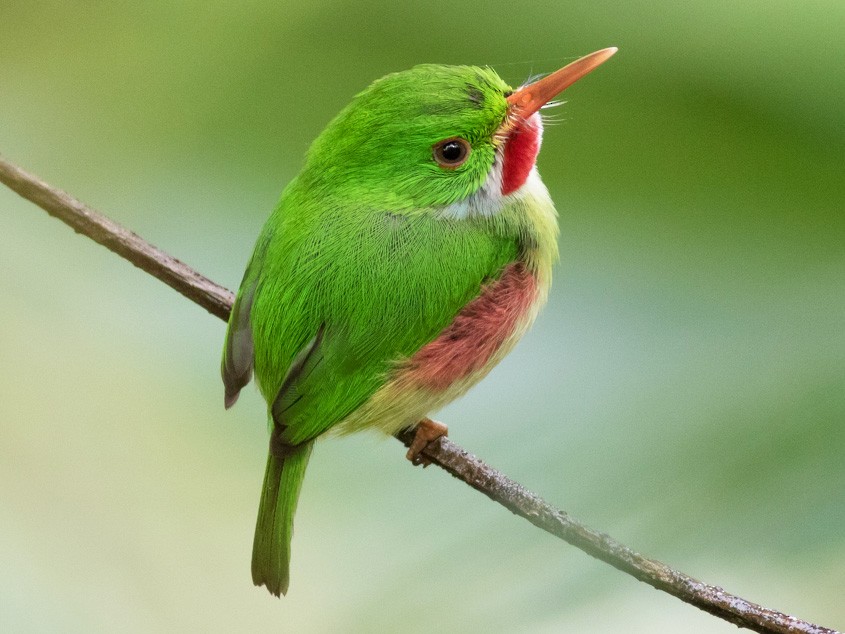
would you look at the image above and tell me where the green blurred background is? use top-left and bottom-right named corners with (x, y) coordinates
top-left (1, 1), bottom-right (843, 632)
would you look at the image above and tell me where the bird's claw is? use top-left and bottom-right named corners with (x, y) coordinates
top-left (406, 418), bottom-right (448, 467)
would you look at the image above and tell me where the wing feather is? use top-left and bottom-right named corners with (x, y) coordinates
top-left (245, 204), bottom-right (519, 443)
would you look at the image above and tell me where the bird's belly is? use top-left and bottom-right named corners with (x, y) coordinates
top-left (333, 261), bottom-right (544, 436)
top-left (400, 261), bottom-right (538, 390)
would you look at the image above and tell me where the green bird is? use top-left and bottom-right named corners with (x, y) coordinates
top-left (222, 47), bottom-right (617, 596)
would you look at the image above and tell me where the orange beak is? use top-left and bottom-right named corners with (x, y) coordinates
top-left (507, 47), bottom-right (618, 118)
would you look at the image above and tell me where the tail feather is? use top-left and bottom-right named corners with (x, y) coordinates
top-left (251, 441), bottom-right (313, 596)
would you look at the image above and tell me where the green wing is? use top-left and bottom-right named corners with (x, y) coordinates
top-left (232, 199), bottom-right (519, 446)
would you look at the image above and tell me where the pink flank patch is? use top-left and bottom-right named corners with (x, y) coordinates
top-left (501, 118), bottom-right (540, 196)
top-left (403, 262), bottom-right (538, 391)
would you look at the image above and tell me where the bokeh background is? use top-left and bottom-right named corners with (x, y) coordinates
top-left (1, 1), bottom-right (843, 632)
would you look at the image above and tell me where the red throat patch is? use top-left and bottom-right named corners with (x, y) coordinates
top-left (401, 262), bottom-right (538, 391)
top-left (501, 116), bottom-right (541, 196)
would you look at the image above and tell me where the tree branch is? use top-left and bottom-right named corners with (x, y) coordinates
top-left (1, 155), bottom-right (837, 634)
top-left (0, 158), bottom-right (233, 321)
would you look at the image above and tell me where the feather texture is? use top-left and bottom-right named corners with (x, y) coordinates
top-left (222, 64), bottom-right (559, 594)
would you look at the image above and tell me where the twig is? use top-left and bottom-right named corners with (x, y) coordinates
top-left (1, 155), bottom-right (838, 634)
top-left (0, 158), bottom-right (233, 320)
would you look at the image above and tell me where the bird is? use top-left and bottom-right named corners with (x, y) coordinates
top-left (221, 47), bottom-right (617, 597)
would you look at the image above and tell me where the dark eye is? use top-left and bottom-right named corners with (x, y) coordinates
top-left (433, 137), bottom-right (471, 169)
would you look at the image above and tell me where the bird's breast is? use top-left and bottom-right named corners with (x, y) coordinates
top-left (400, 261), bottom-right (539, 391)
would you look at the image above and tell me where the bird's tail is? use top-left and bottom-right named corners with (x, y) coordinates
top-left (251, 440), bottom-right (313, 596)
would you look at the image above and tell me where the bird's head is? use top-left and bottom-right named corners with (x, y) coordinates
top-left (303, 48), bottom-right (616, 216)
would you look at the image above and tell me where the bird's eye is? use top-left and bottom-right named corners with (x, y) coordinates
top-left (432, 138), bottom-right (471, 169)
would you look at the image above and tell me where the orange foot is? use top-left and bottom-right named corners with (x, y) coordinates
top-left (406, 418), bottom-right (448, 467)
